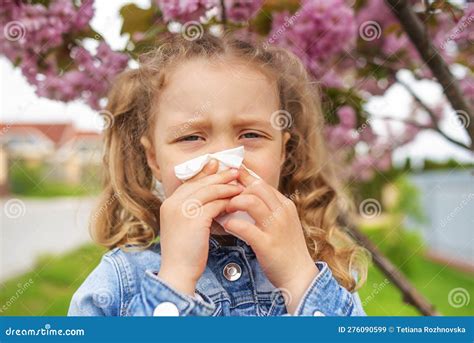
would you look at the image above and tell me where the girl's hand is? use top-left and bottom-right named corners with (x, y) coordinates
top-left (223, 167), bottom-right (319, 314)
top-left (158, 159), bottom-right (244, 296)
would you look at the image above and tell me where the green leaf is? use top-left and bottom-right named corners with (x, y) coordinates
top-left (119, 3), bottom-right (157, 36)
top-left (251, 0), bottom-right (300, 35)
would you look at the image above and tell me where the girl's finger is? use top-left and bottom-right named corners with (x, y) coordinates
top-left (226, 194), bottom-right (272, 228)
top-left (189, 158), bottom-right (219, 181)
top-left (237, 163), bottom-right (260, 187)
top-left (238, 167), bottom-right (282, 211)
top-left (175, 168), bottom-right (239, 199)
top-left (268, 185), bottom-right (295, 206)
top-left (202, 198), bottom-right (232, 220)
top-left (222, 218), bottom-right (266, 251)
top-left (191, 183), bottom-right (244, 205)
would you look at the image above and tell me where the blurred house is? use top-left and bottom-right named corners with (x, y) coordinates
top-left (0, 122), bottom-right (103, 195)
top-left (408, 169), bottom-right (474, 273)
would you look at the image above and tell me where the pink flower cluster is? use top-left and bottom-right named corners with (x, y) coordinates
top-left (356, 0), bottom-right (457, 70)
top-left (324, 105), bottom-right (407, 180)
top-left (156, 0), bottom-right (263, 23)
top-left (0, 0), bottom-right (129, 109)
top-left (325, 106), bottom-right (359, 148)
top-left (223, 0), bottom-right (263, 22)
top-left (33, 43), bottom-right (129, 109)
top-left (447, 4), bottom-right (474, 44)
top-left (156, 0), bottom-right (214, 22)
top-left (268, 0), bottom-right (356, 87)
top-left (0, 0), bottom-right (93, 57)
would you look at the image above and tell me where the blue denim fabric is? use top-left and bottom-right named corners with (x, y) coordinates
top-left (68, 236), bottom-right (366, 316)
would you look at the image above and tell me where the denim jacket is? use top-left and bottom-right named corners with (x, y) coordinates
top-left (68, 235), bottom-right (366, 316)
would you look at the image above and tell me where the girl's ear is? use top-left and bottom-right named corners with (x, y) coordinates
top-left (140, 136), bottom-right (162, 182)
top-left (280, 131), bottom-right (291, 166)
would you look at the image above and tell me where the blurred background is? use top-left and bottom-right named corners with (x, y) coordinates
top-left (0, 0), bottom-right (473, 316)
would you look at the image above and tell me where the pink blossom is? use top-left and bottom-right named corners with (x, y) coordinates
top-left (32, 42), bottom-right (128, 109)
top-left (325, 125), bottom-right (359, 149)
top-left (446, 4), bottom-right (474, 44)
top-left (351, 155), bottom-right (376, 181)
top-left (337, 106), bottom-right (357, 129)
top-left (223, 0), bottom-right (263, 22)
top-left (359, 124), bottom-right (377, 144)
top-left (269, 0), bottom-right (356, 86)
top-left (156, 0), bottom-right (214, 22)
top-left (0, 0), bottom-right (130, 109)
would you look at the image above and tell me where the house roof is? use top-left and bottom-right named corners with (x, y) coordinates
top-left (0, 122), bottom-right (102, 147)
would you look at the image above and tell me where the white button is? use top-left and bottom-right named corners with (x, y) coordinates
top-left (223, 262), bottom-right (242, 281)
top-left (153, 302), bottom-right (179, 316)
top-left (313, 310), bottom-right (325, 316)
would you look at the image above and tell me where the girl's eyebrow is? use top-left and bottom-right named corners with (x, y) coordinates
top-left (167, 118), bottom-right (210, 132)
top-left (232, 117), bottom-right (273, 129)
top-left (166, 116), bottom-right (272, 135)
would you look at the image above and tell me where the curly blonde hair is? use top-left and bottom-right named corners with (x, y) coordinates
top-left (92, 32), bottom-right (369, 292)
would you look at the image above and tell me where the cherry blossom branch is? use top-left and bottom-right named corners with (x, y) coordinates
top-left (385, 0), bottom-right (474, 149)
top-left (395, 78), bottom-right (472, 151)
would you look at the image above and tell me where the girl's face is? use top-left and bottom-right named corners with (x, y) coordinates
top-left (142, 56), bottom-right (290, 199)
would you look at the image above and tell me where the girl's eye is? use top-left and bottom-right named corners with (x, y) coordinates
top-left (178, 135), bottom-right (203, 142)
top-left (241, 132), bottom-right (263, 139)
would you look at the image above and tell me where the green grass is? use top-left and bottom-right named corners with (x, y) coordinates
top-left (9, 159), bottom-right (101, 198)
top-left (0, 245), bottom-right (105, 316)
top-left (0, 242), bottom-right (472, 316)
top-left (359, 256), bottom-right (474, 316)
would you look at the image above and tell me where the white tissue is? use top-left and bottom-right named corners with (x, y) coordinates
top-left (173, 146), bottom-right (260, 227)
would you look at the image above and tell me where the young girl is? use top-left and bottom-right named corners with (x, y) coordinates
top-left (68, 32), bottom-right (368, 316)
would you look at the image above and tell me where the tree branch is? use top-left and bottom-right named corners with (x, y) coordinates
top-left (339, 216), bottom-right (440, 316)
top-left (396, 78), bottom-right (472, 151)
top-left (385, 0), bottom-right (474, 149)
top-left (220, 0), bottom-right (227, 26)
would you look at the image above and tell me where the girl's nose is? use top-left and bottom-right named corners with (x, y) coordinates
top-left (208, 144), bottom-right (239, 155)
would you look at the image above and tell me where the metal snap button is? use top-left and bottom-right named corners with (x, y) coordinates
top-left (223, 262), bottom-right (242, 281)
top-left (313, 310), bottom-right (325, 316)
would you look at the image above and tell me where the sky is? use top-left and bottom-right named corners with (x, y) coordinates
top-left (0, 0), bottom-right (472, 166)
